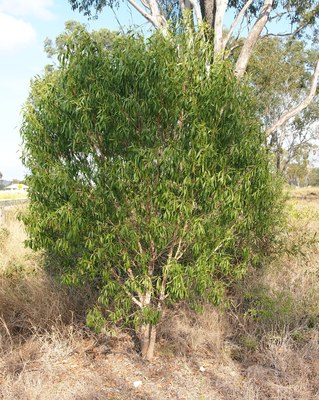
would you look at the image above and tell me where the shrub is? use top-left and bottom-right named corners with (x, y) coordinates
top-left (21, 24), bottom-right (283, 359)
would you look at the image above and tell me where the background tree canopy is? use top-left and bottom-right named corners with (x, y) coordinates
top-left (247, 36), bottom-right (319, 171)
top-left (68, 0), bottom-right (319, 144)
top-left (21, 24), bottom-right (283, 359)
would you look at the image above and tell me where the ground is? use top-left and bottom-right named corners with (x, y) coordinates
top-left (0, 187), bottom-right (319, 399)
top-left (0, 190), bottom-right (28, 201)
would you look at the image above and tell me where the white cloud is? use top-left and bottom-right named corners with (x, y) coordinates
top-left (0, 0), bottom-right (55, 20)
top-left (0, 12), bottom-right (36, 53)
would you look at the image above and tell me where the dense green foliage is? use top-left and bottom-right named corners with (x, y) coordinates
top-left (21, 25), bottom-right (282, 333)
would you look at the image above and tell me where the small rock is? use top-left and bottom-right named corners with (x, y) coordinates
top-left (133, 380), bottom-right (143, 388)
top-left (199, 366), bottom-right (206, 372)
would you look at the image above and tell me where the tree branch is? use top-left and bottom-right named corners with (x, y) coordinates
top-left (127, 0), bottom-right (155, 24)
top-left (262, 21), bottom-right (306, 39)
top-left (213, 0), bottom-right (228, 55)
top-left (188, 0), bottom-right (202, 23)
top-left (127, 0), bottom-right (167, 30)
top-left (266, 60), bottom-right (319, 137)
top-left (148, 0), bottom-right (167, 30)
top-left (223, 0), bottom-right (254, 51)
top-left (235, 0), bottom-right (273, 78)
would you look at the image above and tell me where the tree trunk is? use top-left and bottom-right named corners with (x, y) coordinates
top-left (139, 323), bottom-right (157, 360)
top-left (213, 0), bottom-right (228, 55)
top-left (276, 149), bottom-right (281, 171)
top-left (199, 0), bottom-right (215, 27)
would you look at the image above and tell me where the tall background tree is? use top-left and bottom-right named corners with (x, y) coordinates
top-left (68, 0), bottom-right (319, 155)
top-left (247, 36), bottom-right (319, 172)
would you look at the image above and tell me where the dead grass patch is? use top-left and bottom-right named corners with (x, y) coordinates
top-left (0, 193), bottom-right (319, 399)
top-left (157, 305), bottom-right (229, 360)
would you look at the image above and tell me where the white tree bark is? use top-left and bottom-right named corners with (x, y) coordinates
top-left (188, 0), bottom-right (203, 23)
top-left (235, 0), bottom-right (274, 77)
top-left (127, 0), bottom-right (167, 31)
top-left (266, 59), bottom-right (319, 137)
top-left (213, 0), bottom-right (228, 55)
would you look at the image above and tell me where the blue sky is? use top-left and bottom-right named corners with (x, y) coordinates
top-left (0, 0), bottom-right (148, 180)
top-left (0, 1), bottom-right (313, 180)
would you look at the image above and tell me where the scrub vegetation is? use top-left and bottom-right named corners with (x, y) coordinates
top-left (0, 189), bottom-right (319, 399)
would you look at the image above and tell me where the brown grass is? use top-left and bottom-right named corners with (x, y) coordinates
top-left (158, 305), bottom-right (228, 358)
top-left (0, 192), bottom-right (319, 399)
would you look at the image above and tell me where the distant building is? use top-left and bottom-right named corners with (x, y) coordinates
top-left (4, 183), bottom-right (28, 192)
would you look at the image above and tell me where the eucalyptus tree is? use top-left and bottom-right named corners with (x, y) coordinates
top-left (248, 36), bottom-right (319, 171)
top-left (68, 0), bottom-right (319, 136)
top-left (21, 25), bottom-right (282, 359)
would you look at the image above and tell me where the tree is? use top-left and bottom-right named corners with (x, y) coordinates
top-left (308, 167), bottom-right (319, 186)
top-left (286, 144), bottom-right (312, 186)
top-left (21, 25), bottom-right (282, 359)
top-left (247, 36), bottom-right (319, 171)
top-left (67, 1), bottom-right (319, 137)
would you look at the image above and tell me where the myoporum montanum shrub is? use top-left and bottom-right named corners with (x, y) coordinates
top-left (21, 23), bottom-right (283, 360)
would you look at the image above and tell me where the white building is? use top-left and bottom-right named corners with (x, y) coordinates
top-left (4, 183), bottom-right (28, 192)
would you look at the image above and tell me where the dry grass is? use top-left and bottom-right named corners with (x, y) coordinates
top-left (158, 305), bottom-right (228, 358)
top-left (0, 206), bottom-right (36, 275)
top-left (0, 191), bottom-right (28, 201)
top-left (0, 192), bottom-right (319, 399)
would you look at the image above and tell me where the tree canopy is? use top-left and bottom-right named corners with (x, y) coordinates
top-left (68, 0), bottom-right (319, 152)
top-left (247, 36), bottom-right (319, 171)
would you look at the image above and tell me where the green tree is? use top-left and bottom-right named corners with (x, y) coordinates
top-left (68, 1), bottom-right (319, 161)
top-left (308, 167), bottom-right (319, 186)
top-left (21, 25), bottom-right (282, 360)
top-left (247, 37), bottom-right (319, 171)
top-left (285, 142), bottom-right (317, 186)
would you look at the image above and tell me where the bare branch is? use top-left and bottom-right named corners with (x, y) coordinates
top-left (225, 42), bottom-right (243, 58)
top-left (223, 0), bottom-right (254, 51)
top-left (235, 0), bottom-right (274, 78)
top-left (127, 0), bottom-right (167, 30)
top-left (148, 0), bottom-right (167, 29)
top-left (140, 0), bottom-right (151, 9)
top-left (130, 294), bottom-right (143, 308)
top-left (261, 22), bottom-right (306, 39)
top-left (179, 0), bottom-right (186, 12)
top-left (111, 269), bottom-right (143, 308)
top-left (266, 60), bottom-right (319, 137)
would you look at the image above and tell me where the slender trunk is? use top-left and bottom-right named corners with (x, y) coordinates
top-left (139, 323), bottom-right (157, 360)
top-left (213, 0), bottom-right (228, 55)
top-left (276, 150), bottom-right (281, 171)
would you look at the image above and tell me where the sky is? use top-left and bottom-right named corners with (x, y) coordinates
top-left (0, 2), bottom-right (316, 180)
top-left (0, 0), bottom-right (148, 180)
